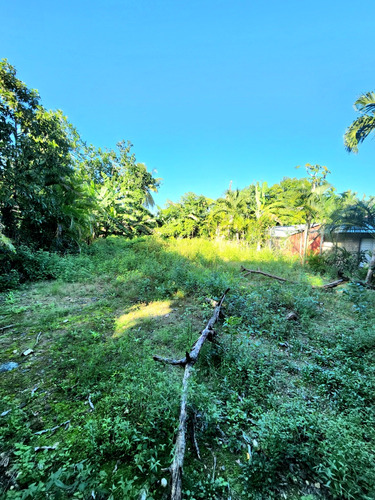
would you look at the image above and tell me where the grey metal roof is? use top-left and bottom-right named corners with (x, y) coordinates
top-left (270, 224), bottom-right (320, 237)
top-left (270, 224), bottom-right (375, 238)
top-left (330, 226), bottom-right (375, 234)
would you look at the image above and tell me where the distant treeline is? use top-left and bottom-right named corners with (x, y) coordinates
top-left (1, 59), bottom-right (374, 287)
top-left (157, 172), bottom-right (359, 246)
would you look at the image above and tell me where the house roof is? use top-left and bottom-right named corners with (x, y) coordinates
top-left (270, 223), bottom-right (375, 238)
top-left (270, 224), bottom-right (320, 238)
top-left (330, 226), bottom-right (375, 234)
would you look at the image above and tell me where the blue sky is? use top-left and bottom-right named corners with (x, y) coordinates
top-left (2, 0), bottom-right (375, 208)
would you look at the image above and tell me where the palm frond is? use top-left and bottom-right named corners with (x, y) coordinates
top-left (344, 114), bottom-right (375, 152)
top-left (354, 91), bottom-right (375, 114)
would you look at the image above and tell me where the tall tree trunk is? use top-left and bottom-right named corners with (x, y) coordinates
top-left (319, 226), bottom-right (324, 255)
top-left (302, 222), bottom-right (311, 266)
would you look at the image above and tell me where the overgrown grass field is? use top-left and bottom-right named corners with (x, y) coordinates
top-left (1, 237), bottom-right (375, 499)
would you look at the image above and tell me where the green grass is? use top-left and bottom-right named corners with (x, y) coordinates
top-left (1, 236), bottom-right (375, 499)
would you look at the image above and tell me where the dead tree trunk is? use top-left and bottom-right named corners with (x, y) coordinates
top-left (153, 288), bottom-right (229, 500)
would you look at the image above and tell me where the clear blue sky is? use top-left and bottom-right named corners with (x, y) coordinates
top-left (2, 0), bottom-right (375, 208)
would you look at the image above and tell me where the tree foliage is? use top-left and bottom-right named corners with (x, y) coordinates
top-left (0, 60), bottom-right (160, 285)
top-left (344, 91), bottom-right (375, 152)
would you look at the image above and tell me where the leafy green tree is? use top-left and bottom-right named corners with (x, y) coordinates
top-left (295, 164), bottom-right (334, 264)
top-left (344, 92), bottom-right (375, 152)
top-left (0, 59), bottom-right (80, 248)
top-left (158, 193), bottom-right (211, 238)
top-left (268, 178), bottom-right (311, 225)
top-left (251, 181), bottom-right (288, 249)
top-left (79, 142), bottom-right (160, 238)
top-left (211, 188), bottom-right (249, 240)
top-left (0, 58), bottom-right (160, 261)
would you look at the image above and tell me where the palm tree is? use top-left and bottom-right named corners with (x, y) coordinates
top-left (344, 92), bottom-right (375, 152)
top-left (211, 188), bottom-right (249, 240)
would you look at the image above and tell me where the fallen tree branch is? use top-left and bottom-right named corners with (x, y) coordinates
top-left (88, 395), bottom-right (95, 411)
top-left (34, 420), bottom-right (70, 436)
top-left (319, 278), bottom-right (349, 289)
top-left (35, 442), bottom-right (59, 452)
top-left (0, 324), bottom-right (16, 332)
top-left (240, 266), bottom-right (289, 282)
top-left (152, 355), bottom-right (187, 366)
top-left (241, 266), bottom-right (349, 290)
top-left (153, 288), bottom-right (229, 500)
top-left (34, 332), bottom-right (42, 347)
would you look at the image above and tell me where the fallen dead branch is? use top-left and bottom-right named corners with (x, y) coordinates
top-left (240, 266), bottom-right (289, 282)
top-left (153, 288), bottom-right (229, 500)
top-left (240, 266), bottom-right (349, 290)
top-left (35, 442), bottom-right (59, 452)
top-left (88, 394), bottom-right (95, 411)
top-left (34, 332), bottom-right (42, 347)
top-left (285, 311), bottom-right (298, 321)
top-left (319, 278), bottom-right (349, 289)
top-left (34, 420), bottom-right (70, 436)
top-left (0, 324), bottom-right (16, 332)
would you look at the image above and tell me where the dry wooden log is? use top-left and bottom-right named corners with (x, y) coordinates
top-left (153, 355), bottom-right (187, 366)
top-left (320, 278), bottom-right (348, 289)
top-left (153, 288), bottom-right (229, 500)
top-left (0, 324), bottom-right (16, 331)
top-left (241, 266), bottom-right (349, 290)
top-left (34, 420), bottom-right (70, 436)
top-left (240, 266), bottom-right (289, 282)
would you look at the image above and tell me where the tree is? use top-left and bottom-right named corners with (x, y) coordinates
top-left (295, 164), bottom-right (334, 265)
top-left (0, 59), bottom-right (80, 248)
top-left (211, 188), bottom-right (249, 240)
top-left (158, 193), bottom-right (212, 238)
top-left (80, 142), bottom-right (160, 238)
top-left (268, 178), bottom-right (312, 225)
top-left (344, 91), bottom-right (375, 152)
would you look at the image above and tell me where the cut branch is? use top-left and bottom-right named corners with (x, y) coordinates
top-left (240, 266), bottom-right (289, 282)
top-left (152, 355), bottom-right (187, 366)
top-left (34, 420), bottom-right (70, 436)
top-left (241, 266), bottom-right (349, 290)
top-left (0, 324), bottom-right (16, 332)
top-left (153, 288), bottom-right (229, 500)
top-left (320, 278), bottom-right (349, 289)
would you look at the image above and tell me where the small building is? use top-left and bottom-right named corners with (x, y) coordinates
top-left (270, 224), bottom-right (375, 260)
top-left (324, 226), bottom-right (375, 262)
top-left (269, 224), bottom-right (322, 255)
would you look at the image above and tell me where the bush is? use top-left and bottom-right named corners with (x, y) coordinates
top-left (0, 245), bottom-right (60, 290)
top-left (324, 247), bottom-right (367, 279)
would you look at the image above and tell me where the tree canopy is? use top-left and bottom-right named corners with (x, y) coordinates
top-left (344, 91), bottom-right (375, 153)
top-left (0, 60), bottom-right (160, 255)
